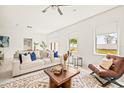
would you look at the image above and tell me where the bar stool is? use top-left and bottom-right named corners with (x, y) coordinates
top-left (72, 56), bottom-right (77, 66)
top-left (72, 56), bottom-right (83, 67)
top-left (77, 57), bottom-right (83, 67)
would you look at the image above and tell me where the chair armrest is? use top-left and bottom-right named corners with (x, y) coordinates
top-left (88, 64), bottom-right (102, 74)
top-left (99, 70), bottom-right (119, 78)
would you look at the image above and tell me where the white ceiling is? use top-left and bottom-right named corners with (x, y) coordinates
top-left (0, 5), bottom-right (117, 34)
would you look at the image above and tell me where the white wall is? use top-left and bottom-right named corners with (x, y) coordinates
top-left (0, 26), bottom-right (47, 59)
top-left (1, 6), bottom-right (124, 66)
top-left (47, 6), bottom-right (124, 66)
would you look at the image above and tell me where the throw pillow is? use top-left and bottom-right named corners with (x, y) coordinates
top-left (19, 54), bottom-right (22, 64)
top-left (44, 51), bottom-right (48, 58)
top-left (35, 50), bottom-right (41, 59)
top-left (21, 54), bottom-right (32, 64)
top-left (99, 57), bottom-right (113, 70)
top-left (23, 53), bottom-right (28, 56)
top-left (49, 53), bottom-right (54, 62)
top-left (54, 51), bottom-right (59, 58)
top-left (40, 50), bottom-right (44, 59)
top-left (30, 52), bottom-right (36, 61)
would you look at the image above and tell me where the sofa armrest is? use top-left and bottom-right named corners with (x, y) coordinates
top-left (12, 59), bottom-right (20, 77)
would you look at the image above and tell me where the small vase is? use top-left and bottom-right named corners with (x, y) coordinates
top-left (63, 53), bottom-right (68, 71)
top-left (63, 61), bottom-right (67, 71)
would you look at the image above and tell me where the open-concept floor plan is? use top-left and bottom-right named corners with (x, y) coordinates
top-left (0, 5), bottom-right (124, 88)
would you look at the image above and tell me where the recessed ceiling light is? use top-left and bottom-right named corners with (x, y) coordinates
top-left (16, 24), bottom-right (19, 26)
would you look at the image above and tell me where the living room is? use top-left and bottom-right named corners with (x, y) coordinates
top-left (0, 3), bottom-right (124, 90)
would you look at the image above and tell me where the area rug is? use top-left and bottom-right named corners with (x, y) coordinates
top-left (0, 69), bottom-right (123, 88)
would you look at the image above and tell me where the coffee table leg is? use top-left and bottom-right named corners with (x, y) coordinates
top-left (49, 78), bottom-right (71, 88)
top-left (62, 79), bottom-right (71, 88)
top-left (49, 78), bottom-right (58, 88)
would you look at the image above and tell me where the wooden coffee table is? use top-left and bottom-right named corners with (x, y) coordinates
top-left (44, 65), bottom-right (80, 88)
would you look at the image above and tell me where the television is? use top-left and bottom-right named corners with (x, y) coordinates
top-left (0, 36), bottom-right (9, 47)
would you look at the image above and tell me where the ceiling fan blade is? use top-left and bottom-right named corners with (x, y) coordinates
top-left (42, 5), bottom-right (51, 13)
top-left (57, 6), bottom-right (63, 15)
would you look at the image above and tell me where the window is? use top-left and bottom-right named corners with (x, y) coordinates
top-left (69, 38), bottom-right (78, 53)
top-left (95, 32), bottom-right (118, 55)
top-left (50, 42), bottom-right (59, 51)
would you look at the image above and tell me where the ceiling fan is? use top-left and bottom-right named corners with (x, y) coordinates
top-left (42, 5), bottom-right (65, 15)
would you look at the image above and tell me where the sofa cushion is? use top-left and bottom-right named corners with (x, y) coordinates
top-left (43, 58), bottom-right (51, 64)
top-left (20, 59), bottom-right (44, 70)
top-left (53, 58), bottom-right (60, 62)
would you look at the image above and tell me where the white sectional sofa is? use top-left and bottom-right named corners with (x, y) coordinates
top-left (12, 58), bottom-right (61, 77)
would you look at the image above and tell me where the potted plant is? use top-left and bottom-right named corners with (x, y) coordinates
top-left (34, 42), bottom-right (39, 51)
top-left (40, 41), bottom-right (47, 51)
top-left (63, 53), bottom-right (68, 71)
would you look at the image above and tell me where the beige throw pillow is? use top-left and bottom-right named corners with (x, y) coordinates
top-left (99, 57), bottom-right (113, 70)
top-left (35, 50), bottom-right (41, 59)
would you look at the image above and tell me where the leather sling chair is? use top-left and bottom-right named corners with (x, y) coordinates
top-left (88, 54), bottom-right (124, 87)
